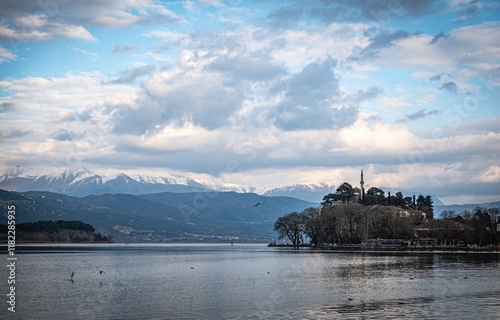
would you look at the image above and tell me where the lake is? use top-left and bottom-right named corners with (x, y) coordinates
top-left (1, 244), bottom-right (499, 319)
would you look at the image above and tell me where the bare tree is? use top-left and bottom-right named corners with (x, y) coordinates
top-left (301, 207), bottom-right (322, 245)
top-left (274, 212), bottom-right (304, 248)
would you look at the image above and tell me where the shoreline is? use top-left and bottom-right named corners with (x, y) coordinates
top-left (268, 243), bottom-right (500, 252)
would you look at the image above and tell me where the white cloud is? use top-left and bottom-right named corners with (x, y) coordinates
top-left (0, 0), bottom-right (186, 46)
top-left (0, 46), bottom-right (16, 63)
top-left (69, 46), bottom-right (100, 61)
top-left (123, 121), bottom-right (222, 152)
top-left (269, 22), bottom-right (371, 68)
top-left (376, 22), bottom-right (500, 72)
top-left (477, 165), bottom-right (500, 183)
top-left (378, 34), bottom-right (455, 69)
top-left (374, 96), bottom-right (413, 109)
top-left (337, 119), bottom-right (415, 154)
top-left (0, 72), bottom-right (140, 118)
top-left (0, 15), bottom-right (95, 41)
top-left (142, 29), bottom-right (185, 41)
top-left (90, 12), bottom-right (143, 27)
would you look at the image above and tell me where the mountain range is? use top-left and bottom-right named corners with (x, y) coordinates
top-left (0, 167), bottom-right (335, 203)
top-left (0, 189), bottom-right (316, 242)
top-left (1, 167), bottom-right (499, 243)
top-left (1, 167), bottom-right (498, 218)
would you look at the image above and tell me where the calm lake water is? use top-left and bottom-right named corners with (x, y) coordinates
top-left (1, 244), bottom-right (499, 319)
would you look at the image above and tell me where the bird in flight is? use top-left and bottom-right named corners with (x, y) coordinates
top-left (253, 201), bottom-right (266, 207)
top-left (67, 271), bottom-right (75, 283)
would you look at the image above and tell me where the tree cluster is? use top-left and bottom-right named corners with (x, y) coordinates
top-left (15, 220), bottom-right (95, 233)
top-left (322, 182), bottom-right (434, 219)
top-left (274, 204), bottom-right (500, 248)
top-left (0, 220), bottom-right (114, 243)
top-left (432, 208), bottom-right (500, 246)
top-left (274, 181), bottom-right (500, 248)
top-left (274, 203), bottom-right (424, 247)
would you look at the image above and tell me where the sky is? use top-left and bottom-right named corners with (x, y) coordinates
top-left (0, 0), bottom-right (499, 205)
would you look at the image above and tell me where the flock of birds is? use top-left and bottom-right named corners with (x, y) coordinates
top-left (59, 194), bottom-right (269, 285)
top-left (65, 260), bottom-right (470, 305)
top-left (57, 194), bottom-right (268, 284)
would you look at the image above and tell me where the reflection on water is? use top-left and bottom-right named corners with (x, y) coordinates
top-left (0, 244), bottom-right (499, 319)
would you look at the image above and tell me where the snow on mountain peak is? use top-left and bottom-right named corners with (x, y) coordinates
top-left (130, 174), bottom-right (190, 185)
top-left (0, 167), bottom-right (335, 202)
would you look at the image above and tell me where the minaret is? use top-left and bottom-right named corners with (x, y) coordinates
top-left (360, 169), bottom-right (365, 203)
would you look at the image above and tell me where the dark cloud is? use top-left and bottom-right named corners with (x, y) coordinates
top-left (450, 0), bottom-right (481, 22)
top-left (266, 0), bottom-right (437, 27)
top-left (111, 103), bottom-right (162, 135)
top-left (0, 129), bottom-right (31, 138)
top-left (0, 0), bottom-right (184, 23)
top-left (112, 45), bottom-right (137, 53)
top-left (431, 181), bottom-right (500, 199)
top-left (430, 72), bottom-right (451, 82)
top-left (114, 74), bottom-right (246, 134)
top-left (346, 86), bottom-right (384, 105)
top-left (159, 84), bottom-right (244, 131)
top-left (57, 110), bottom-right (93, 122)
top-left (356, 30), bottom-right (411, 60)
top-left (0, 102), bottom-right (16, 113)
top-left (399, 109), bottom-right (441, 122)
top-left (51, 129), bottom-right (77, 141)
top-left (364, 114), bottom-right (382, 122)
top-left (267, 6), bottom-right (304, 29)
top-left (361, 0), bottom-right (436, 21)
top-left (208, 52), bottom-right (286, 81)
top-left (109, 65), bottom-right (156, 84)
top-left (8, 129), bottom-right (30, 138)
top-left (429, 31), bottom-right (446, 45)
top-left (266, 58), bottom-right (358, 130)
top-left (439, 81), bottom-right (458, 93)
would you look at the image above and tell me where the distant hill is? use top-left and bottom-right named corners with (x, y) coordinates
top-left (434, 201), bottom-right (500, 216)
top-left (0, 189), bottom-right (316, 242)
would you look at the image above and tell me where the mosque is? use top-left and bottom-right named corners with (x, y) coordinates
top-left (352, 169), bottom-right (365, 203)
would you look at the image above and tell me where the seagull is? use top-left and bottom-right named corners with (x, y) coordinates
top-left (16, 164), bottom-right (20, 168)
top-left (66, 271), bottom-right (74, 283)
top-left (253, 201), bottom-right (266, 207)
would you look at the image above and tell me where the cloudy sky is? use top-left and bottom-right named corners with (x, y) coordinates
top-left (1, 0), bottom-right (499, 204)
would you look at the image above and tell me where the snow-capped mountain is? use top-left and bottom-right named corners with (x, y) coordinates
top-left (0, 167), bottom-right (208, 197)
top-left (0, 167), bottom-right (333, 202)
top-left (263, 182), bottom-right (336, 203)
